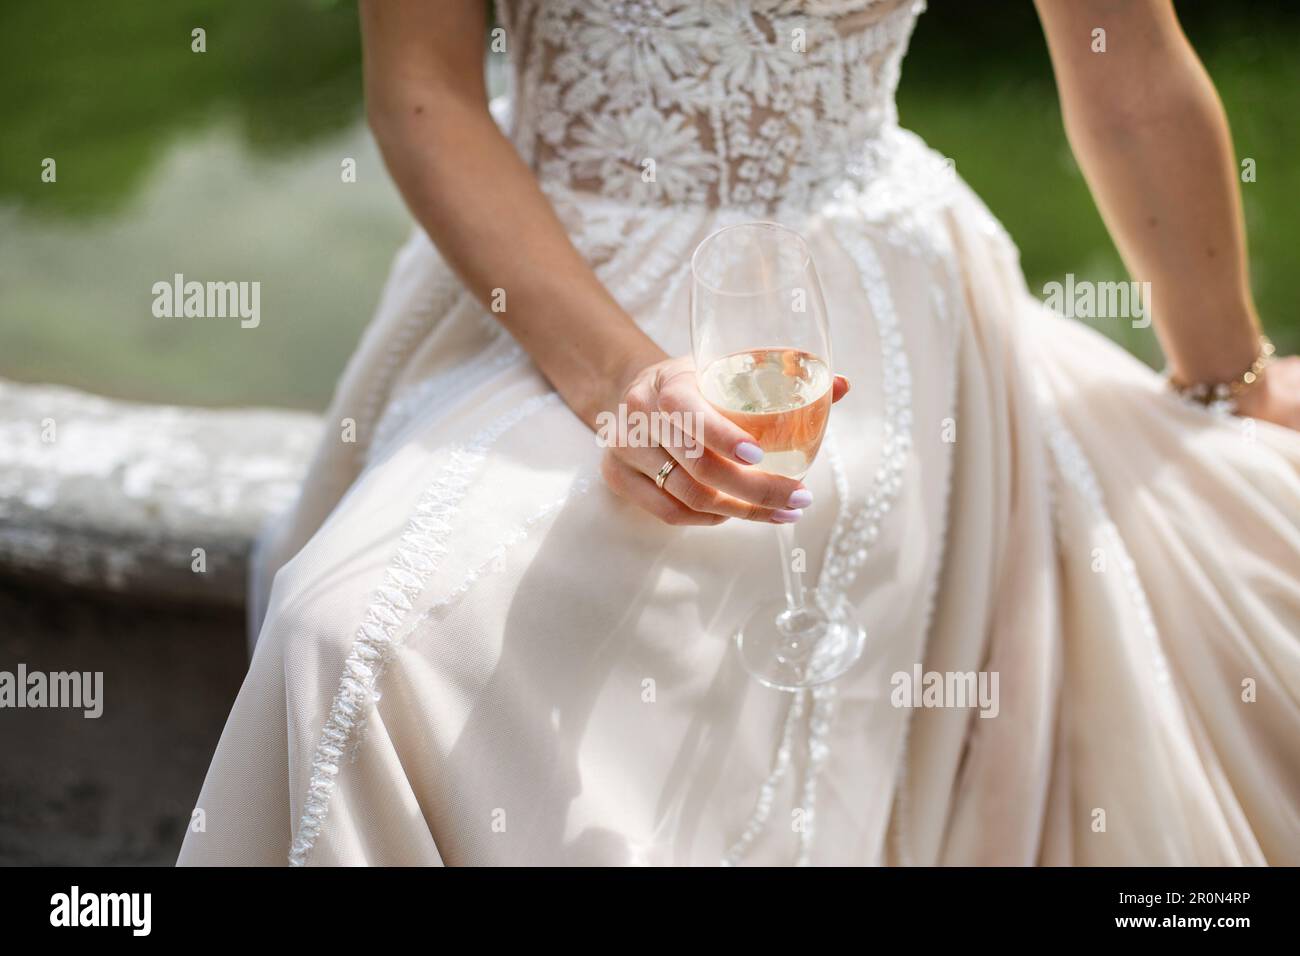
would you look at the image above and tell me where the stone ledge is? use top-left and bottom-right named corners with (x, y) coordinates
top-left (0, 379), bottom-right (319, 606)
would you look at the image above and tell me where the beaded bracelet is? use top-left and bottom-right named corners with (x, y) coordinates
top-left (1166, 334), bottom-right (1275, 412)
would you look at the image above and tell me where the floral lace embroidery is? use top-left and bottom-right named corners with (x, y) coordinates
top-left (498, 0), bottom-right (926, 216)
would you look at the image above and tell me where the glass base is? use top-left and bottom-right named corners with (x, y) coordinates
top-left (734, 591), bottom-right (866, 691)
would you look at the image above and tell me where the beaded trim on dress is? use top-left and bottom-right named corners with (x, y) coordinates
top-left (722, 215), bottom-right (922, 865)
top-left (1034, 373), bottom-right (1172, 687)
top-left (288, 394), bottom-right (557, 865)
top-left (292, 0), bottom-right (964, 866)
top-left (289, 206), bottom-right (707, 864)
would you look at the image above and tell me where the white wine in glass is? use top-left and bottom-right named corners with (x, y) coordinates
top-left (690, 222), bottom-right (866, 690)
top-left (699, 347), bottom-right (833, 479)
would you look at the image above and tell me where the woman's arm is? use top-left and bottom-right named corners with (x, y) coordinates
top-left (1034, 0), bottom-right (1299, 426)
top-left (360, 0), bottom-right (660, 428)
top-left (359, 0), bottom-right (827, 524)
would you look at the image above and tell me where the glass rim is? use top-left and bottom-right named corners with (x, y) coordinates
top-left (690, 220), bottom-right (814, 298)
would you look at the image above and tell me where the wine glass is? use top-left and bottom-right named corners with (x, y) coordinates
top-left (690, 221), bottom-right (866, 690)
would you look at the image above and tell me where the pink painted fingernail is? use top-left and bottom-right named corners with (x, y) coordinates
top-left (787, 489), bottom-right (813, 509)
top-left (772, 508), bottom-right (803, 524)
top-left (735, 441), bottom-right (764, 464)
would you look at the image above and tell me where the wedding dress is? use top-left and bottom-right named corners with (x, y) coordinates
top-left (178, 0), bottom-right (1300, 866)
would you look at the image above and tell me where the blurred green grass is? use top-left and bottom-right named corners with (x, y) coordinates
top-left (1, 0), bottom-right (1295, 409)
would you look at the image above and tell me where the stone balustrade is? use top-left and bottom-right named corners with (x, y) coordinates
top-left (0, 379), bottom-right (322, 863)
top-left (0, 378), bottom-right (319, 605)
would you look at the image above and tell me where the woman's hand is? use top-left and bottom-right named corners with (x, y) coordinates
top-left (1235, 356), bottom-right (1300, 432)
top-left (599, 356), bottom-right (850, 526)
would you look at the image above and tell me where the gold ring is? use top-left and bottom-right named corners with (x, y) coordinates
top-left (653, 459), bottom-right (676, 489)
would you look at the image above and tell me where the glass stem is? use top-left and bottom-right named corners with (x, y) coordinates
top-left (775, 521), bottom-right (805, 614)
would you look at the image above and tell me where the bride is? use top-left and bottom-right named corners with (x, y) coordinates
top-left (179, 0), bottom-right (1300, 866)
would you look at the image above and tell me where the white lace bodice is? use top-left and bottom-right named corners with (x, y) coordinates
top-left (496, 0), bottom-right (927, 216)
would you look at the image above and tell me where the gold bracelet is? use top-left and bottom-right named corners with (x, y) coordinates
top-left (1166, 334), bottom-right (1276, 409)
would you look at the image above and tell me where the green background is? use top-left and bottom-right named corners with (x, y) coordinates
top-left (1, 0), bottom-right (1295, 409)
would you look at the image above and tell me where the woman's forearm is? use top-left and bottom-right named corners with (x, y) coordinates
top-left (361, 2), bottom-right (663, 428)
top-left (1038, 0), bottom-right (1260, 385)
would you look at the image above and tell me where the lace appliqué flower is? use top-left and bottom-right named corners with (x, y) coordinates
top-left (568, 105), bottom-right (719, 203)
